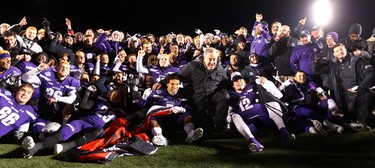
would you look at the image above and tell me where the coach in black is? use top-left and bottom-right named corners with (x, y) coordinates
top-left (317, 43), bottom-right (375, 130)
top-left (154, 47), bottom-right (230, 134)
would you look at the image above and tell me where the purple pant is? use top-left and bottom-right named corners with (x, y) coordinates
top-left (59, 120), bottom-right (95, 141)
top-left (240, 104), bottom-right (277, 134)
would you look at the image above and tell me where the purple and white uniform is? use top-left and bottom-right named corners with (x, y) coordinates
top-left (140, 89), bottom-right (190, 126)
top-left (57, 102), bottom-right (117, 141)
top-left (70, 63), bottom-right (94, 80)
top-left (17, 62), bottom-right (40, 107)
top-left (148, 66), bottom-right (179, 83)
top-left (0, 89), bottom-right (38, 138)
top-left (0, 66), bottom-right (21, 86)
top-left (230, 85), bottom-right (275, 130)
top-left (37, 69), bottom-right (80, 121)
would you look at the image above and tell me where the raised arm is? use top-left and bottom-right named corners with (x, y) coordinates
top-left (136, 49), bottom-right (149, 74)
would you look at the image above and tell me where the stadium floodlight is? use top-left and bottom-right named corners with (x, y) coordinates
top-left (313, 0), bottom-right (332, 26)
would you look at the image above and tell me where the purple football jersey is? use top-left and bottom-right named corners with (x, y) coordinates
top-left (0, 89), bottom-right (38, 138)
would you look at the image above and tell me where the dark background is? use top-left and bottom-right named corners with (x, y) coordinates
top-left (2, 0), bottom-right (374, 39)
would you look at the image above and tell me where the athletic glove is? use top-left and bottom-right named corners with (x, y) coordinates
top-left (170, 106), bottom-right (186, 114)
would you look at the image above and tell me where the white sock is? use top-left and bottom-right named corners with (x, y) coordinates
top-left (184, 123), bottom-right (194, 133)
top-left (327, 98), bottom-right (340, 113)
top-left (151, 127), bottom-right (163, 136)
top-left (265, 102), bottom-right (285, 130)
top-left (232, 113), bottom-right (254, 141)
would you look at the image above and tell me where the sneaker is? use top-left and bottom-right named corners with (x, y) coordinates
top-left (342, 122), bottom-right (365, 131)
top-left (323, 120), bottom-right (344, 134)
top-left (22, 136), bottom-right (38, 158)
top-left (152, 135), bottom-right (168, 146)
top-left (248, 138), bottom-right (264, 152)
top-left (312, 120), bottom-right (327, 136)
top-left (185, 128), bottom-right (204, 144)
top-left (362, 124), bottom-right (371, 131)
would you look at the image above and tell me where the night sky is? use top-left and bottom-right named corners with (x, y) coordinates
top-left (2, 0), bottom-right (374, 39)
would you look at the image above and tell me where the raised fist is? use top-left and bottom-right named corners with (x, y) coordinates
top-left (42, 17), bottom-right (50, 27)
top-left (194, 28), bottom-right (203, 35)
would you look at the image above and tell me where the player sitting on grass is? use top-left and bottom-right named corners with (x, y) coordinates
top-left (139, 73), bottom-right (203, 146)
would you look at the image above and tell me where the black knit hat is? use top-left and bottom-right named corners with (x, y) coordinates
top-left (349, 23), bottom-right (362, 35)
top-left (236, 36), bottom-right (246, 45)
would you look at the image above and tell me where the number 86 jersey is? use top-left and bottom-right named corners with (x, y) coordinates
top-left (0, 89), bottom-right (38, 138)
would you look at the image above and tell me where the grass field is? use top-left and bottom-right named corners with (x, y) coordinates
top-left (1, 130), bottom-right (375, 168)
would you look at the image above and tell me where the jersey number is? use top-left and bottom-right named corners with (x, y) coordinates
top-left (0, 107), bottom-right (20, 126)
top-left (46, 88), bottom-right (63, 98)
top-left (239, 98), bottom-right (253, 111)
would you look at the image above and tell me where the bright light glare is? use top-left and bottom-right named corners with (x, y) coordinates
top-left (313, 0), bottom-right (332, 26)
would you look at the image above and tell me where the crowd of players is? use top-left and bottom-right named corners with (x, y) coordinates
top-left (0, 13), bottom-right (374, 158)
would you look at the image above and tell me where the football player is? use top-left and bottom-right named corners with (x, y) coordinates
top-left (139, 73), bottom-right (203, 146)
top-left (0, 84), bottom-right (37, 139)
top-left (22, 61), bottom-right (80, 138)
top-left (22, 86), bottom-right (127, 158)
top-left (229, 72), bottom-right (295, 152)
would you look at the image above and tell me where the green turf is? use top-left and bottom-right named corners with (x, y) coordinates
top-left (1, 130), bottom-right (375, 168)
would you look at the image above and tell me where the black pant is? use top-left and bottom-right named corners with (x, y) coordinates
top-left (344, 89), bottom-right (374, 124)
top-left (191, 89), bottom-right (229, 131)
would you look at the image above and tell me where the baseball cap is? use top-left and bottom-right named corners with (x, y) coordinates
top-left (231, 72), bottom-right (244, 82)
top-left (300, 30), bottom-right (310, 37)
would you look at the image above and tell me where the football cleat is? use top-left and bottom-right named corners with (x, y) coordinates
top-left (282, 133), bottom-right (296, 143)
top-left (248, 138), bottom-right (264, 152)
top-left (22, 136), bottom-right (38, 158)
top-left (280, 128), bottom-right (296, 143)
top-left (312, 120), bottom-right (327, 136)
top-left (22, 136), bottom-right (35, 150)
top-left (152, 135), bottom-right (168, 146)
top-left (185, 128), bottom-right (204, 144)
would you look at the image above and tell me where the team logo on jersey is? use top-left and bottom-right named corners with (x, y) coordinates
top-left (45, 71), bottom-right (52, 77)
top-left (4, 90), bottom-right (12, 97)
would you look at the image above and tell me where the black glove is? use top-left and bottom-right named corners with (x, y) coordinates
top-left (42, 17), bottom-right (50, 27)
